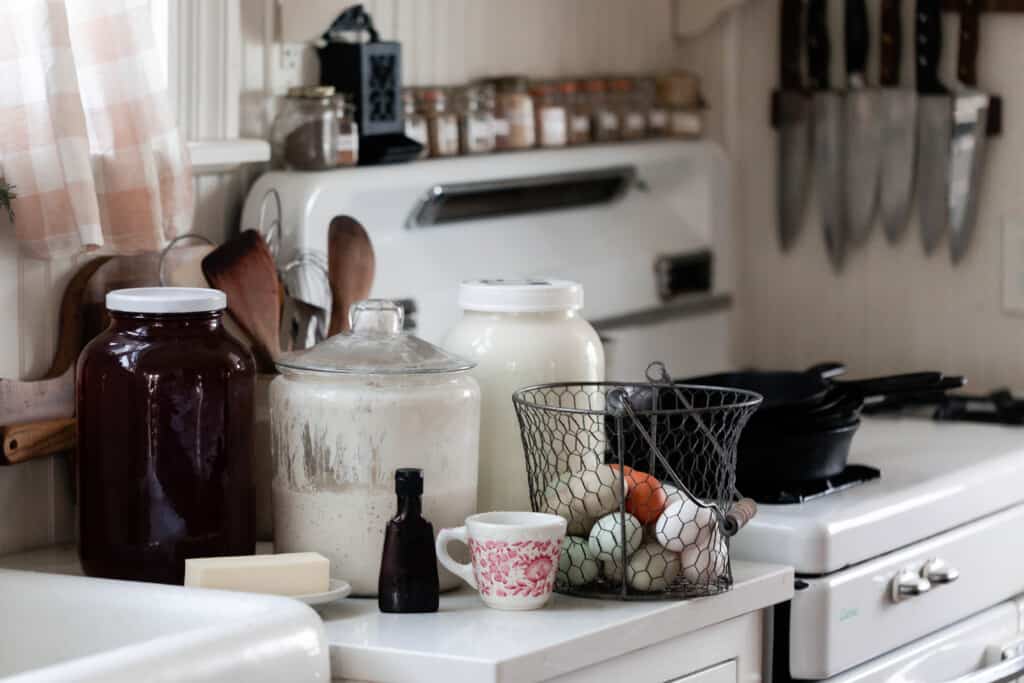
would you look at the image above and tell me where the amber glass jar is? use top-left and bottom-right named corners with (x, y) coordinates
top-left (77, 287), bottom-right (255, 585)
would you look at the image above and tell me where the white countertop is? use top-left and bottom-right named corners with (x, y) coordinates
top-left (0, 545), bottom-right (792, 683)
top-left (318, 561), bottom-right (792, 682)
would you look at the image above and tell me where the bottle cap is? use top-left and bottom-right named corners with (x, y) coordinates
top-left (395, 468), bottom-right (424, 496)
top-left (457, 279), bottom-right (583, 313)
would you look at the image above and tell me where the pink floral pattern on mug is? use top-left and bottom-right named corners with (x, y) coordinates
top-left (467, 538), bottom-right (562, 598)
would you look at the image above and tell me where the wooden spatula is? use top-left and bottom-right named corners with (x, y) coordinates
top-left (202, 230), bottom-right (281, 373)
top-left (327, 216), bottom-right (375, 335)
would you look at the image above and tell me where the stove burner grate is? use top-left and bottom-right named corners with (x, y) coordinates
top-left (742, 464), bottom-right (881, 504)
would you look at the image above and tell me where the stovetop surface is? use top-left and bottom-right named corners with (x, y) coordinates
top-left (742, 464), bottom-right (881, 505)
top-left (730, 417), bottom-right (1024, 575)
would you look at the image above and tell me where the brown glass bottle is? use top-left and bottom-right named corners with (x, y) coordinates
top-left (378, 468), bottom-right (440, 613)
top-left (76, 288), bottom-right (255, 585)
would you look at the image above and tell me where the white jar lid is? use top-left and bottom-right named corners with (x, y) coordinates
top-left (458, 279), bottom-right (583, 313)
top-left (106, 287), bottom-right (227, 313)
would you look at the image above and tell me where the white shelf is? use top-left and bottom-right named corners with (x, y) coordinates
top-left (188, 139), bottom-right (270, 175)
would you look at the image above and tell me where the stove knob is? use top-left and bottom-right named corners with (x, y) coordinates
top-left (892, 569), bottom-right (931, 602)
top-left (921, 558), bottom-right (960, 585)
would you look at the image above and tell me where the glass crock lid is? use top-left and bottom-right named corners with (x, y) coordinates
top-left (275, 299), bottom-right (475, 375)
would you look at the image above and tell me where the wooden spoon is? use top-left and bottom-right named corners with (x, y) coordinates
top-left (327, 216), bottom-right (375, 335)
top-left (202, 230), bottom-right (281, 373)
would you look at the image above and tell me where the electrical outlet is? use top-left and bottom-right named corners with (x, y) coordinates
top-left (1001, 216), bottom-right (1024, 314)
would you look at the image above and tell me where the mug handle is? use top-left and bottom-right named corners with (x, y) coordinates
top-left (435, 526), bottom-right (477, 589)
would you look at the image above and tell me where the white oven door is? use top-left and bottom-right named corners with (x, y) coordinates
top-left (827, 599), bottom-right (1024, 683)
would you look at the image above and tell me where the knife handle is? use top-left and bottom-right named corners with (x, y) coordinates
top-left (807, 0), bottom-right (831, 91)
top-left (845, 0), bottom-right (870, 80)
top-left (958, 0), bottom-right (980, 87)
top-left (880, 0), bottom-right (901, 87)
top-left (780, 0), bottom-right (804, 90)
top-left (916, 0), bottom-right (946, 94)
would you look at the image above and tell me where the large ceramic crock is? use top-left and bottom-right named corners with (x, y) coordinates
top-left (270, 300), bottom-right (480, 595)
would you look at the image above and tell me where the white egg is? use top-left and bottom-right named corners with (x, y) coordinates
top-left (679, 529), bottom-right (728, 584)
top-left (558, 536), bottom-right (600, 586)
top-left (626, 541), bottom-right (682, 592)
top-left (588, 512), bottom-right (643, 563)
top-left (654, 498), bottom-right (716, 552)
top-left (541, 465), bottom-right (627, 535)
top-left (602, 557), bottom-right (625, 582)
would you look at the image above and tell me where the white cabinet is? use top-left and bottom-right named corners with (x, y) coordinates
top-left (546, 611), bottom-right (760, 683)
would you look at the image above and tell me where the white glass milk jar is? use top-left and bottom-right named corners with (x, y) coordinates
top-left (270, 300), bottom-right (480, 596)
top-left (442, 280), bottom-right (605, 513)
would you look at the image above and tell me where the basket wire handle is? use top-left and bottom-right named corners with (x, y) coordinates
top-left (636, 361), bottom-right (758, 536)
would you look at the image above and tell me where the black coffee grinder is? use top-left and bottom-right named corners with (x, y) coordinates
top-left (316, 5), bottom-right (422, 165)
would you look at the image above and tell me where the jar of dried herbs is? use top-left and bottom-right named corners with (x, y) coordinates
top-left (609, 78), bottom-right (646, 141)
top-left (583, 79), bottom-right (618, 143)
top-left (456, 84), bottom-right (496, 155)
top-left (530, 81), bottom-right (567, 148)
top-left (417, 87), bottom-right (460, 158)
top-left (271, 85), bottom-right (348, 171)
top-left (657, 71), bottom-right (704, 139)
top-left (492, 76), bottom-right (536, 150)
top-left (333, 93), bottom-right (360, 166)
top-left (403, 88), bottom-right (429, 159)
top-left (561, 80), bottom-right (591, 145)
top-left (637, 78), bottom-right (668, 137)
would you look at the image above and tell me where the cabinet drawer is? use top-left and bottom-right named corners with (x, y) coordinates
top-left (668, 660), bottom-right (736, 683)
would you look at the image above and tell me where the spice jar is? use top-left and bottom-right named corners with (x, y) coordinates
top-left (530, 81), bottom-right (568, 148)
top-left (271, 85), bottom-right (349, 170)
top-left (333, 92), bottom-right (360, 166)
top-left (492, 76), bottom-right (536, 150)
top-left (417, 87), bottom-right (460, 158)
top-left (637, 77), bottom-right (668, 137)
top-left (77, 288), bottom-right (256, 584)
top-left (403, 88), bottom-right (429, 159)
top-left (562, 80), bottom-right (592, 145)
top-left (583, 79), bottom-right (618, 143)
top-left (658, 70), bottom-right (704, 139)
top-left (456, 84), bottom-right (496, 155)
top-left (270, 300), bottom-right (480, 596)
top-left (609, 78), bottom-right (646, 140)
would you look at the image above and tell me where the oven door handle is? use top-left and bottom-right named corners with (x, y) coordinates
top-left (946, 651), bottom-right (1024, 683)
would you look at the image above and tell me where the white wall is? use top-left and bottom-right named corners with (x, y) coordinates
top-left (732, 0), bottom-right (1024, 390)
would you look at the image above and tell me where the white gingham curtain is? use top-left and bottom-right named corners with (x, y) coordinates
top-left (0, 0), bottom-right (193, 259)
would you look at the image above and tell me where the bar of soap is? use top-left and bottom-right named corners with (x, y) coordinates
top-left (184, 552), bottom-right (330, 596)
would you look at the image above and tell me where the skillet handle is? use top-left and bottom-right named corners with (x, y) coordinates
top-left (835, 372), bottom-right (944, 397)
top-left (806, 362), bottom-right (846, 380)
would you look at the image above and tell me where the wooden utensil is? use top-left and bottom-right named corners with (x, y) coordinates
top-left (0, 256), bottom-right (112, 426)
top-left (0, 417), bottom-right (76, 465)
top-left (327, 216), bottom-right (375, 335)
top-left (202, 230), bottom-right (281, 372)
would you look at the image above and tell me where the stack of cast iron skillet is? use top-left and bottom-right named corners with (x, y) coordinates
top-left (682, 363), bottom-right (966, 490)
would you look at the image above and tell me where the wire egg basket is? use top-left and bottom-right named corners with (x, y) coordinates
top-left (512, 363), bottom-right (763, 600)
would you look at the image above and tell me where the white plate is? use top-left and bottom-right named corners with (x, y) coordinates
top-left (292, 579), bottom-right (351, 606)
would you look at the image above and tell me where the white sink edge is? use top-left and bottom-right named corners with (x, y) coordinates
top-left (0, 569), bottom-right (331, 683)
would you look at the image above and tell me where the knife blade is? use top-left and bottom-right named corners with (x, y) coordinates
top-left (949, 0), bottom-right (989, 264)
top-left (915, 0), bottom-right (952, 254)
top-left (808, 0), bottom-right (846, 271)
top-left (878, 0), bottom-right (917, 243)
top-left (777, 0), bottom-right (811, 251)
top-left (842, 0), bottom-right (881, 246)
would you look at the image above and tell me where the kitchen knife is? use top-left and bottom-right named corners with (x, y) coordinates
top-left (842, 0), bottom-right (881, 245)
top-left (776, 0), bottom-right (811, 251)
top-left (915, 0), bottom-right (952, 254)
top-left (808, 0), bottom-right (846, 271)
top-left (878, 0), bottom-right (917, 243)
top-left (949, 0), bottom-right (989, 264)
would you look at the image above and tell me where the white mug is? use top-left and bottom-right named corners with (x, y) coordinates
top-left (436, 511), bottom-right (567, 610)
